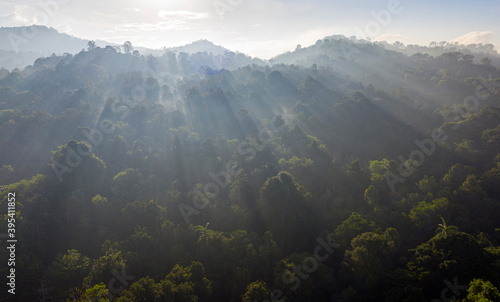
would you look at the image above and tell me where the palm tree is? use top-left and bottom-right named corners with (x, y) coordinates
top-left (194, 223), bottom-right (213, 246)
top-left (194, 222), bottom-right (210, 236)
top-left (436, 217), bottom-right (459, 237)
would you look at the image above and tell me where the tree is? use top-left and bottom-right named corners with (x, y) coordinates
top-left (43, 249), bottom-right (91, 300)
top-left (416, 175), bottom-right (437, 195)
top-left (112, 168), bottom-right (143, 202)
top-left (442, 165), bottom-right (477, 190)
top-left (104, 45), bottom-right (116, 53)
top-left (463, 54), bottom-right (474, 64)
top-left (408, 198), bottom-right (449, 231)
top-left (273, 252), bottom-right (335, 301)
top-left (121, 199), bottom-right (163, 231)
top-left (481, 57), bottom-right (492, 66)
top-left (83, 247), bottom-right (127, 290)
top-left (410, 231), bottom-right (494, 288)
top-left (259, 171), bottom-right (314, 252)
top-left (83, 283), bottom-right (109, 301)
top-left (116, 277), bottom-right (163, 302)
top-left (332, 212), bottom-right (376, 248)
top-left (278, 156), bottom-right (315, 191)
top-left (242, 281), bottom-right (270, 302)
top-left (257, 231), bottom-right (281, 279)
top-left (51, 140), bottom-right (107, 193)
top-left (123, 41), bottom-right (133, 54)
top-left (435, 217), bottom-right (459, 238)
top-left (392, 41), bottom-right (405, 49)
top-left (466, 279), bottom-right (500, 302)
top-left (87, 40), bottom-right (96, 51)
top-left (194, 222), bottom-right (215, 248)
top-left (346, 159), bottom-right (369, 195)
top-left (164, 261), bottom-right (212, 301)
top-left (342, 229), bottom-right (399, 291)
top-left (229, 169), bottom-right (254, 206)
top-left (458, 175), bottom-right (483, 196)
top-left (364, 185), bottom-right (380, 206)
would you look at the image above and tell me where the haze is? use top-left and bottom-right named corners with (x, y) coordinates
top-left (1, 0), bottom-right (499, 59)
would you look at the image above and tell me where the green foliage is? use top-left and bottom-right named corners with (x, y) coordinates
top-left (332, 212), bottom-right (377, 248)
top-left (408, 198), bottom-right (449, 229)
top-left (259, 171), bottom-right (314, 252)
top-left (1, 36), bottom-right (500, 302)
top-left (115, 261), bottom-right (212, 301)
top-left (466, 279), bottom-right (500, 302)
top-left (409, 232), bottom-right (494, 285)
top-left (435, 217), bottom-right (460, 238)
top-left (342, 228), bottom-right (400, 292)
top-left (363, 185), bottom-right (380, 205)
top-left (442, 164), bottom-right (478, 189)
top-left (229, 169), bottom-right (254, 206)
top-left (83, 248), bottom-right (127, 289)
top-left (43, 249), bottom-right (91, 300)
top-left (416, 175), bottom-right (437, 194)
top-left (84, 283), bottom-right (109, 301)
top-left (242, 281), bottom-right (270, 302)
top-left (273, 252), bottom-right (335, 301)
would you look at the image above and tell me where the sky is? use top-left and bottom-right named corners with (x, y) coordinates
top-left (0, 0), bottom-right (499, 59)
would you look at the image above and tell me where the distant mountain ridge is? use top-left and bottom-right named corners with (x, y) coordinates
top-left (0, 25), bottom-right (91, 54)
top-left (0, 25), bottom-right (259, 70)
top-left (0, 25), bottom-right (113, 69)
top-left (165, 40), bottom-right (231, 56)
top-left (0, 26), bottom-right (236, 56)
top-left (1, 25), bottom-right (499, 71)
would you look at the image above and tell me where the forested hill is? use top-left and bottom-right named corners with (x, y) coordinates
top-left (1, 35), bottom-right (500, 301)
top-left (272, 35), bottom-right (500, 68)
top-left (0, 25), bottom-right (265, 70)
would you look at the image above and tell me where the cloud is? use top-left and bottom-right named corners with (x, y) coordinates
top-left (451, 31), bottom-right (494, 45)
top-left (158, 10), bottom-right (210, 20)
top-left (112, 21), bottom-right (189, 32)
top-left (0, 11), bottom-right (32, 26)
top-left (373, 33), bottom-right (408, 43)
top-left (55, 23), bottom-right (72, 34)
top-left (0, 12), bottom-right (20, 25)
